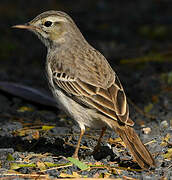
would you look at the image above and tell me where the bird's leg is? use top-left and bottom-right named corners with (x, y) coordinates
top-left (73, 127), bottom-right (85, 159)
top-left (93, 126), bottom-right (107, 153)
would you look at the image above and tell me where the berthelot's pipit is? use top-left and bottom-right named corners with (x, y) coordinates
top-left (13, 11), bottom-right (155, 169)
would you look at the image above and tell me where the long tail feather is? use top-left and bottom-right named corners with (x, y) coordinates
top-left (114, 126), bottom-right (155, 169)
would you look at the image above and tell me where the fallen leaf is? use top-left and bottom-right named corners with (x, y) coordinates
top-left (163, 148), bottom-right (172, 159)
top-left (161, 133), bottom-right (171, 146)
top-left (7, 153), bottom-right (15, 161)
top-left (10, 163), bottom-right (36, 170)
top-left (17, 106), bottom-right (34, 112)
top-left (37, 161), bottom-right (46, 171)
top-left (144, 103), bottom-right (153, 113)
top-left (67, 157), bottom-right (89, 171)
top-left (59, 172), bottom-right (80, 178)
top-left (42, 125), bottom-right (55, 131)
top-left (108, 137), bottom-right (126, 148)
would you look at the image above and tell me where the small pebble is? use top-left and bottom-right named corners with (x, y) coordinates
top-left (142, 127), bottom-right (151, 134)
top-left (160, 120), bottom-right (169, 129)
top-left (42, 157), bottom-right (54, 162)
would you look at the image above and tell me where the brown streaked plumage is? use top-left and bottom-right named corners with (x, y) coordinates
top-left (13, 10), bottom-right (155, 169)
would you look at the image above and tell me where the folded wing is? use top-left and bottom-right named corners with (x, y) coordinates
top-left (52, 68), bottom-right (134, 126)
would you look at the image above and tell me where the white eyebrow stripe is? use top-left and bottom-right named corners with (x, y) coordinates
top-left (44, 16), bottom-right (67, 23)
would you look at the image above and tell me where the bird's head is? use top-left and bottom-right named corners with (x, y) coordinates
top-left (13, 11), bottom-right (83, 48)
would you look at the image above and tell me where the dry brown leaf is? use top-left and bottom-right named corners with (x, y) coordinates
top-left (37, 161), bottom-right (46, 171)
top-left (32, 130), bottom-right (40, 140)
top-left (59, 172), bottom-right (81, 178)
top-left (123, 175), bottom-right (138, 180)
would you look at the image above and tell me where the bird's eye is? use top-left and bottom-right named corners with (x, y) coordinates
top-left (44, 21), bottom-right (52, 27)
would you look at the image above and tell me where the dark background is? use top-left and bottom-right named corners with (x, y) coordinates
top-left (0, 1), bottom-right (172, 178)
top-left (1, 0), bottom-right (172, 126)
top-left (1, 0), bottom-right (172, 107)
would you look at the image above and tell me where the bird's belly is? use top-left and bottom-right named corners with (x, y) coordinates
top-left (53, 88), bottom-right (106, 129)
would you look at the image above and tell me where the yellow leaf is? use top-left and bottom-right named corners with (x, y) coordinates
top-left (10, 163), bottom-right (20, 170)
top-left (164, 133), bottom-right (171, 141)
top-left (161, 141), bottom-right (167, 147)
top-left (44, 162), bottom-right (71, 168)
top-left (144, 103), bottom-right (153, 113)
top-left (72, 172), bottom-right (81, 177)
top-left (17, 106), bottom-right (34, 112)
top-left (10, 163), bottom-right (36, 170)
top-left (60, 172), bottom-right (78, 178)
top-left (42, 125), bottom-right (55, 131)
top-left (161, 133), bottom-right (171, 146)
top-left (44, 162), bottom-right (57, 167)
top-left (163, 148), bottom-right (172, 159)
top-left (109, 137), bottom-right (121, 143)
top-left (108, 137), bottom-right (126, 148)
top-left (37, 161), bottom-right (46, 171)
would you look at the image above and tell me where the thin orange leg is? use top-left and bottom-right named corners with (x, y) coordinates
top-left (72, 128), bottom-right (85, 159)
top-left (93, 126), bottom-right (107, 153)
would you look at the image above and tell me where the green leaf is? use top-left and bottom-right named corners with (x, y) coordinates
top-left (144, 103), bottom-right (153, 113)
top-left (10, 163), bottom-right (36, 170)
top-left (7, 153), bottom-right (15, 161)
top-left (44, 162), bottom-right (71, 167)
top-left (67, 157), bottom-right (89, 171)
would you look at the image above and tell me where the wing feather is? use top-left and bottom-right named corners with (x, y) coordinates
top-left (50, 47), bottom-right (134, 126)
top-left (52, 71), bottom-right (133, 126)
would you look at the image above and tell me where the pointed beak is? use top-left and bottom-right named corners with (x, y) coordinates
top-left (12, 23), bottom-right (37, 30)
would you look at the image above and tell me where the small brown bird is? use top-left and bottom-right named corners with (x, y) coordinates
top-left (13, 11), bottom-right (155, 169)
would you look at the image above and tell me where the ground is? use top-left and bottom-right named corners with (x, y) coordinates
top-left (0, 0), bottom-right (172, 179)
